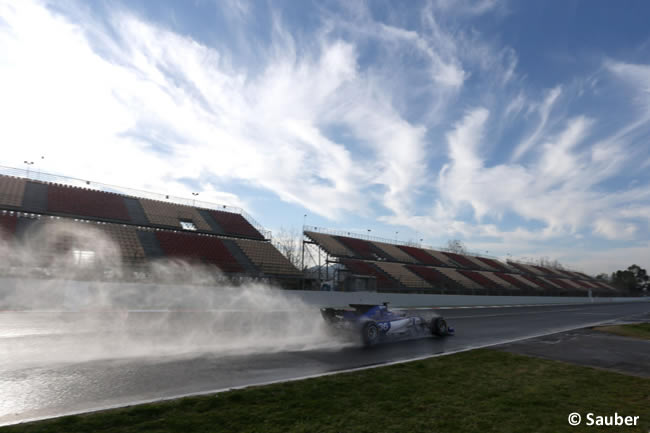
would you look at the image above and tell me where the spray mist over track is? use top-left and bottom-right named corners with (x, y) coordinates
top-left (0, 219), bottom-right (345, 367)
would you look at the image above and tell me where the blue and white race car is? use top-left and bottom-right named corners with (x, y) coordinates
top-left (321, 303), bottom-right (454, 346)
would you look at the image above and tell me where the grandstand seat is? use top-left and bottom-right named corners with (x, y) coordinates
top-left (533, 266), bottom-right (565, 277)
top-left (463, 256), bottom-right (497, 271)
top-left (592, 281), bottom-right (617, 293)
top-left (47, 184), bottom-right (130, 221)
top-left (304, 231), bottom-right (354, 257)
top-left (588, 281), bottom-right (615, 294)
top-left (0, 176), bottom-right (26, 208)
top-left (136, 229), bottom-right (164, 259)
top-left (538, 277), bottom-right (567, 289)
top-left (139, 199), bottom-right (212, 231)
top-left (505, 261), bottom-right (529, 274)
top-left (374, 262), bottom-right (431, 289)
top-left (398, 245), bottom-right (447, 266)
top-left (574, 272), bottom-right (597, 281)
top-left (0, 213), bottom-right (18, 241)
top-left (372, 241), bottom-right (419, 263)
top-left (506, 273), bottom-right (542, 290)
top-left (458, 270), bottom-right (502, 291)
top-left (547, 278), bottom-right (588, 296)
top-left (478, 271), bottom-right (525, 294)
top-left (96, 223), bottom-right (146, 264)
top-left (426, 250), bottom-right (461, 266)
top-left (123, 197), bottom-right (150, 226)
top-left (234, 238), bottom-right (301, 276)
top-left (334, 236), bottom-right (391, 260)
top-left (514, 274), bottom-right (553, 292)
top-left (521, 264), bottom-right (546, 275)
top-left (558, 278), bottom-right (587, 290)
top-left (341, 259), bottom-right (398, 289)
top-left (508, 262), bottom-right (545, 275)
top-left (535, 276), bottom-right (571, 295)
top-left (476, 257), bottom-right (511, 273)
top-left (21, 181), bottom-right (48, 213)
top-left (441, 252), bottom-right (480, 269)
top-left (209, 210), bottom-right (264, 240)
top-left (494, 272), bottom-right (536, 291)
top-left (436, 267), bottom-right (486, 292)
top-left (555, 269), bottom-right (581, 279)
top-left (155, 231), bottom-right (243, 273)
top-left (405, 265), bottom-right (465, 293)
top-left (571, 279), bottom-right (597, 290)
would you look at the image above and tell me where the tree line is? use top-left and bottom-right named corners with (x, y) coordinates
top-left (598, 265), bottom-right (649, 294)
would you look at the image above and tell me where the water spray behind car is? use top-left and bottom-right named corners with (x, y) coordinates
top-left (0, 220), bottom-right (348, 368)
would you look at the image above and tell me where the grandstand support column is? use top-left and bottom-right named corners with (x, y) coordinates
top-left (301, 215), bottom-right (307, 290)
top-left (325, 253), bottom-right (331, 281)
top-left (301, 230), bottom-right (306, 273)
top-left (302, 237), bottom-right (329, 290)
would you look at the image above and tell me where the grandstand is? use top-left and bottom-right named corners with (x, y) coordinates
top-left (0, 171), bottom-right (300, 288)
top-left (303, 227), bottom-right (617, 296)
top-left (0, 166), bottom-right (620, 297)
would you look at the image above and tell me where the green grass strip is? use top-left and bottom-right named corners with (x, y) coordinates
top-left (2, 349), bottom-right (648, 433)
top-left (594, 322), bottom-right (650, 340)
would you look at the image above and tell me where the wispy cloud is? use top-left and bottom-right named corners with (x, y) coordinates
top-left (0, 0), bottom-right (649, 273)
top-left (0, 0), bottom-right (428, 220)
top-left (511, 86), bottom-right (562, 161)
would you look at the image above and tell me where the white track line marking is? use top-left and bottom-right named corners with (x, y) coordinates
top-left (2, 310), bottom-right (647, 428)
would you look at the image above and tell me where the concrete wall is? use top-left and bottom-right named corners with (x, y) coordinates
top-left (289, 290), bottom-right (649, 308)
top-left (0, 277), bottom-right (647, 310)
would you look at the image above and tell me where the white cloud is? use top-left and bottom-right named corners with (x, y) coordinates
top-left (431, 0), bottom-right (501, 16)
top-left (570, 242), bottom-right (650, 275)
top-left (593, 218), bottom-right (637, 241)
top-left (504, 92), bottom-right (525, 118)
top-left (511, 86), bottom-right (562, 161)
top-left (0, 0), bottom-right (428, 220)
top-left (389, 87), bottom-right (647, 249)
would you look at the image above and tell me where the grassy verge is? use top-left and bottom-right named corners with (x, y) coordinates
top-left (594, 322), bottom-right (650, 340)
top-left (2, 349), bottom-right (648, 433)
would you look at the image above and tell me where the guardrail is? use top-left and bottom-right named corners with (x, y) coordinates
top-left (1, 277), bottom-right (646, 309)
top-left (288, 290), bottom-right (649, 308)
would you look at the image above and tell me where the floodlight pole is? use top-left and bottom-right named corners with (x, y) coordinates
top-left (23, 160), bottom-right (34, 178)
top-left (301, 214), bottom-right (307, 271)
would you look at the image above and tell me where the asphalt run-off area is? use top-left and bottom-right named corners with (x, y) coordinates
top-left (1, 301), bottom-right (648, 426)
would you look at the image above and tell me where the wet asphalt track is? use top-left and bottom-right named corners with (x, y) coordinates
top-left (1, 301), bottom-right (648, 426)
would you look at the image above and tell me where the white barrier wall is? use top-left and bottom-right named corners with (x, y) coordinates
top-left (289, 290), bottom-right (649, 308)
top-left (1, 277), bottom-right (647, 310)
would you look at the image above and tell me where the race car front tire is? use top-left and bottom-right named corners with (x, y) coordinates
top-left (361, 321), bottom-right (380, 346)
top-left (431, 317), bottom-right (448, 336)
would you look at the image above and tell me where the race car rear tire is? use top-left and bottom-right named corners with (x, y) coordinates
top-left (321, 308), bottom-right (336, 323)
top-left (361, 321), bottom-right (380, 346)
top-left (432, 317), bottom-right (448, 336)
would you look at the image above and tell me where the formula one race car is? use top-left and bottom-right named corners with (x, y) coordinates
top-left (321, 303), bottom-right (454, 346)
